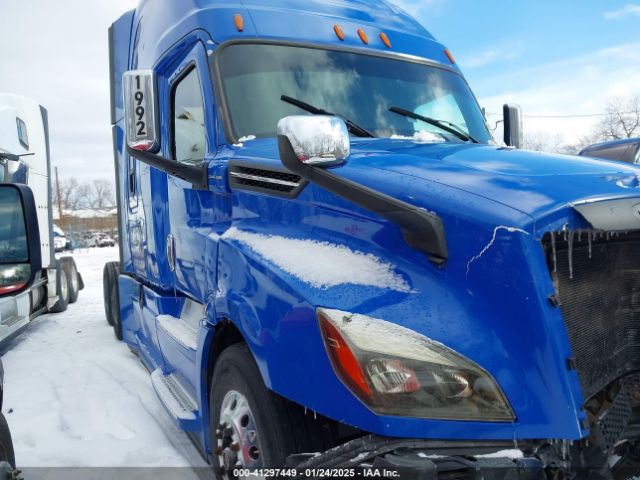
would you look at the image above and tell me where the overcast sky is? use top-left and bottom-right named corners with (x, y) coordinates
top-left (0, 0), bottom-right (137, 183)
top-left (1, 1), bottom-right (639, 184)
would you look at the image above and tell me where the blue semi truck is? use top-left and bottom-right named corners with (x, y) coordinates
top-left (106, 1), bottom-right (640, 477)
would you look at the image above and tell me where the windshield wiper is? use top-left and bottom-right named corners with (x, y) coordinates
top-left (389, 106), bottom-right (478, 143)
top-left (281, 95), bottom-right (375, 138)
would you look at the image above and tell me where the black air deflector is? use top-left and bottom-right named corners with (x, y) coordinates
top-left (543, 230), bottom-right (640, 401)
top-left (228, 161), bottom-right (307, 198)
top-left (277, 136), bottom-right (448, 264)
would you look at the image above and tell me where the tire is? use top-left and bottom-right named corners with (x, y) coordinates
top-left (49, 260), bottom-right (69, 313)
top-left (210, 344), bottom-right (332, 478)
top-left (111, 277), bottom-right (122, 340)
top-left (103, 262), bottom-right (122, 339)
top-left (0, 413), bottom-right (15, 468)
top-left (103, 264), bottom-right (114, 326)
top-left (61, 257), bottom-right (79, 304)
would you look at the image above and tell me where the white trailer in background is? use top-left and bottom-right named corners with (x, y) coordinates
top-left (0, 93), bottom-right (83, 347)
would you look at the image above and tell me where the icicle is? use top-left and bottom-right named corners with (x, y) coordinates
top-left (606, 232), bottom-right (611, 241)
top-left (563, 229), bottom-right (567, 241)
top-left (551, 232), bottom-right (557, 272)
top-left (588, 231), bottom-right (592, 259)
top-left (568, 231), bottom-right (574, 280)
top-left (578, 230), bottom-right (582, 242)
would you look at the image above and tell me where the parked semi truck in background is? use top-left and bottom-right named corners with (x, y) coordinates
top-left (579, 137), bottom-right (640, 165)
top-left (106, 1), bottom-right (639, 477)
top-left (0, 93), bottom-right (83, 347)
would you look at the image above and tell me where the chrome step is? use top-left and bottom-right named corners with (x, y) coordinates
top-left (150, 369), bottom-right (198, 428)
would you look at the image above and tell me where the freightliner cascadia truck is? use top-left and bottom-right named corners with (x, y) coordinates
top-left (106, 1), bottom-right (639, 477)
top-left (0, 94), bottom-right (83, 348)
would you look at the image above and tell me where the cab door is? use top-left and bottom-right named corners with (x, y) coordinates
top-left (156, 39), bottom-right (219, 398)
top-left (165, 44), bottom-right (217, 302)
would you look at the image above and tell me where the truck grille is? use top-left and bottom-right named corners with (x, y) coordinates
top-left (597, 374), bottom-right (635, 451)
top-left (543, 231), bottom-right (640, 401)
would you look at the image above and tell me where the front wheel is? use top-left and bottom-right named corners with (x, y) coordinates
top-left (102, 262), bottom-right (122, 339)
top-left (210, 344), bottom-right (332, 479)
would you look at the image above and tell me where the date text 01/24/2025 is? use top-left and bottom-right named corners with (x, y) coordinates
top-left (232, 468), bottom-right (401, 478)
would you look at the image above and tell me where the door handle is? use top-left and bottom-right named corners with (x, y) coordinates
top-left (166, 233), bottom-right (175, 272)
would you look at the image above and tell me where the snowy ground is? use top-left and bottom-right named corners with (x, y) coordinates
top-left (1, 247), bottom-right (207, 470)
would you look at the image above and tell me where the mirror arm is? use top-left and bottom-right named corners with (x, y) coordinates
top-left (277, 136), bottom-right (448, 265)
top-left (126, 146), bottom-right (209, 190)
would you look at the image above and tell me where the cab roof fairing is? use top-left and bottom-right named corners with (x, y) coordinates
top-left (129, 0), bottom-right (456, 72)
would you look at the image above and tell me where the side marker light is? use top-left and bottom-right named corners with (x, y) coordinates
top-left (234, 14), bottom-right (244, 32)
top-left (357, 28), bottom-right (369, 45)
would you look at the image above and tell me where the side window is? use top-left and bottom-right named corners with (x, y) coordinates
top-left (172, 68), bottom-right (206, 164)
top-left (16, 118), bottom-right (28, 150)
top-left (592, 144), bottom-right (632, 163)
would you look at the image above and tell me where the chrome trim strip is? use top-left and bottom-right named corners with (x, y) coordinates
top-left (230, 171), bottom-right (300, 188)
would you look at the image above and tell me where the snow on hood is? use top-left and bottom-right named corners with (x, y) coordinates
top-left (222, 227), bottom-right (411, 292)
top-left (389, 131), bottom-right (446, 143)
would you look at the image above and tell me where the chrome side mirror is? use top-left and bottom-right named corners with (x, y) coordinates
top-left (503, 104), bottom-right (523, 149)
top-left (277, 116), bottom-right (350, 168)
top-left (123, 70), bottom-right (160, 153)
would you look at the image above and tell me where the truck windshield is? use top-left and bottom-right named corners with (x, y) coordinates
top-left (0, 188), bottom-right (28, 263)
top-left (215, 43), bottom-right (493, 144)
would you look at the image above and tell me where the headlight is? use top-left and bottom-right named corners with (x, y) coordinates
top-left (317, 308), bottom-right (514, 421)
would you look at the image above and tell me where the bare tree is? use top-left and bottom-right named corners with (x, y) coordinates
top-left (90, 180), bottom-right (115, 208)
top-left (524, 133), bottom-right (566, 154)
top-left (594, 96), bottom-right (640, 141)
top-left (54, 177), bottom-right (115, 212)
top-left (76, 182), bottom-right (93, 209)
top-left (57, 177), bottom-right (81, 211)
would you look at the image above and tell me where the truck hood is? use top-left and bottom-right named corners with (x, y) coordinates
top-left (347, 139), bottom-right (640, 221)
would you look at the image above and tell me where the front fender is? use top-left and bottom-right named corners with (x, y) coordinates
top-left (213, 218), bottom-right (585, 441)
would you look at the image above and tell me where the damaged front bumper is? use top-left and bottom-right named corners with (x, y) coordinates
top-left (291, 435), bottom-right (640, 479)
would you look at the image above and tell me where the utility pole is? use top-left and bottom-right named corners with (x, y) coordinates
top-left (55, 166), bottom-right (63, 222)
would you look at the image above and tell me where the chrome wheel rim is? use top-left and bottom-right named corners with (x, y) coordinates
top-left (216, 390), bottom-right (263, 478)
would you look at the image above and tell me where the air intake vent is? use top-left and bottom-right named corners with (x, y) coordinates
top-left (228, 161), bottom-right (307, 198)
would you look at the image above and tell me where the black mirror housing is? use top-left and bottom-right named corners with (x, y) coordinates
top-left (0, 184), bottom-right (41, 298)
top-left (503, 104), bottom-right (523, 149)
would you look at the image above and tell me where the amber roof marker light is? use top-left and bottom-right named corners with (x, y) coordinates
top-left (334, 24), bottom-right (345, 41)
top-left (357, 28), bottom-right (369, 45)
top-left (444, 48), bottom-right (456, 64)
top-left (380, 32), bottom-right (392, 48)
top-left (234, 13), bottom-right (244, 32)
